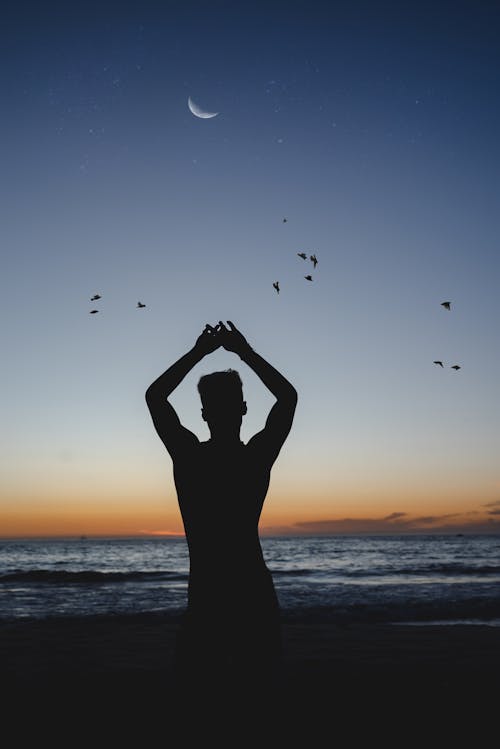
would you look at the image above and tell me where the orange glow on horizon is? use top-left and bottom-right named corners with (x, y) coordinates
top-left (1, 502), bottom-right (499, 538)
top-left (138, 529), bottom-right (184, 537)
top-left (1, 483), bottom-right (500, 538)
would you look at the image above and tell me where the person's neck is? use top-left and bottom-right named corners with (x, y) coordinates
top-left (208, 431), bottom-right (242, 446)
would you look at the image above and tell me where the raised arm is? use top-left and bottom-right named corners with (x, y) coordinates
top-left (217, 321), bottom-right (297, 462)
top-left (146, 325), bottom-right (220, 457)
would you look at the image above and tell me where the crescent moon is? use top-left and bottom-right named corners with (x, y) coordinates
top-left (188, 96), bottom-right (219, 119)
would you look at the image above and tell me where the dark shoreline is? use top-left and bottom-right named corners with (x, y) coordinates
top-left (3, 609), bottom-right (499, 738)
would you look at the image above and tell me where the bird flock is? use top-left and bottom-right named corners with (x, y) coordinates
top-left (273, 218), bottom-right (319, 295)
top-left (278, 219), bottom-right (461, 373)
top-left (89, 294), bottom-right (146, 314)
top-left (434, 301), bottom-right (461, 371)
top-left (88, 218), bottom-right (460, 375)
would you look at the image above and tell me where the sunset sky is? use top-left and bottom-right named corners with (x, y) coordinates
top-left (2, 0), bottom-right (500, 537)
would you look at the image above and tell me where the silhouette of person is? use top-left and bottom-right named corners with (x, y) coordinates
top-left (146, 321), bottom-right (297, 699)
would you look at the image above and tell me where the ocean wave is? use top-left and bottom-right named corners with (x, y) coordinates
top-left (273, 563), bottom-right (500, 578)
top-left (414, 563), bottom-right (500, 576)
top-left (271, 568), bottom-right (314, 576)
top-left (0, 569), bottom-right (187, 584)
top-left (3, 562), bottom-right (500, 586)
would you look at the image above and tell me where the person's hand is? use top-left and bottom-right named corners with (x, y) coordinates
top-left (216, 321), bottom-right (252, 356)
top-left (194, 324), bottom-right (221, 356)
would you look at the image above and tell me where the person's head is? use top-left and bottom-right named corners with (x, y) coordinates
top-left (198, 369), bottom-right (247, 437)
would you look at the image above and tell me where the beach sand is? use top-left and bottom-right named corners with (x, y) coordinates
top-left (2, 611), bottom-right (499, 741)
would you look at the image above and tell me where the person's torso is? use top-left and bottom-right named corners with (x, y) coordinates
top-left (173, 440), bottom-right (271, 571)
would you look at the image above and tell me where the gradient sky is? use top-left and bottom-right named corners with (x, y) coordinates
top-left (2, 0), bottom-right (500, 537)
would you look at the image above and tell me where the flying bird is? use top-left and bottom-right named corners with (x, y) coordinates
top-left (441, 301), bottom-right (451, 310)
top-left (304, 275), bottom-right (313, 281)
top-left (89, 310), bottom-right (99, 314)
top-left (137, 302), bottom-right (146, 308)
top-left (451, 364), bottom-right (461, 370)
top-left (283, 217), bottom-right (287, 223)
top-left (433, 361), bottom-right (444, 367)
top-left (273, 281), bottom-right (280, 294)
top-left (310, 254), bottom-right (318, 268)
top-left (90, 294), bottom-right (101, 301)
top-left (297, 252), bottom-right (307, 260)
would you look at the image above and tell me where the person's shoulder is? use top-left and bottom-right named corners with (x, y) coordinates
top-left (244, 433), bottom-right (270, 458)
top-left (170, 433), bottom-right (202, 463)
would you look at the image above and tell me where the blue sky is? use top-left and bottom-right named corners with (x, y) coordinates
top-left (1, 0), bottom-right (500, 535)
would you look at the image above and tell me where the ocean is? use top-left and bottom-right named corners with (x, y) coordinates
top-left (1, 534), bottom-right (500, 625)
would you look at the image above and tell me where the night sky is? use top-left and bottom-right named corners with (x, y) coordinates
top-left (2, 0), bottom-right (500, 536)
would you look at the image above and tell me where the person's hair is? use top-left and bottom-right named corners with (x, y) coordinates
top-left (197, 369), bottom-right (244, 410)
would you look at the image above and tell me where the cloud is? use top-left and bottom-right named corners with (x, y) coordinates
top-left (412, 514), bottom-right (459, 525)
top-left (482, 500), bottom-right (500, 515)
top-left (294, 514), bottom-right (414, 534)
top-left (138, 529), bottom-right (184, 536)
top-left (260, 524), bottom-right (296, 536)
top-left (291, 512), bottom-right (500, 535)
top-left (262, 498), bottom-right (500, 536)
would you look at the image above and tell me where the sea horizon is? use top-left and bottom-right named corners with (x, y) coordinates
top-left (2, 530), bottom-right (500, 541)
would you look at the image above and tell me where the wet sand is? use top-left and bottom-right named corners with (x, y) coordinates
top-left (2, 610), bottom-right (499, 740)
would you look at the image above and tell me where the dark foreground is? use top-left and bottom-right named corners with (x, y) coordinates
top-left (2, 610), bottom-right (499, 742)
